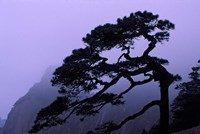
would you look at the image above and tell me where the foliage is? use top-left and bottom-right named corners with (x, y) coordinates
top-left (188, 60), bottom-right (200, 80)
top-left (170, 60), bottom-right (200, 132)
top-left (29, 11), bottom-right (176, 134)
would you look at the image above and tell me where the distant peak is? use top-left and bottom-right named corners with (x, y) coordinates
top-left (40, 66), bottom-right (57, 82)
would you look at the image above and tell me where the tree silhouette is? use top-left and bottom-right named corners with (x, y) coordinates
top-left (29, 11), bottom-right (179, 134)
top-left (170, 60), bottom-right (200, 132)
top-left (189, 60), bottom-right (200, 80)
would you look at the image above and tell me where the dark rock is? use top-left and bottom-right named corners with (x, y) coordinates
top-left (0, 118), bottom-right (6, 128)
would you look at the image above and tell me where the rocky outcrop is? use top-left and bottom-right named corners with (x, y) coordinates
top-left (0, 118), bottom-right (5, 128)
top-left (3, 67), bottom-right (59, 134)
top-left (171, 125), bottom-right (200, 134)
top-left (0, 117), bottom-right (5, 134)
top-left (0, 128), bottom-right (3, 134)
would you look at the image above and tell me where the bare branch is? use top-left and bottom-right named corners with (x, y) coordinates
top-left (106, 100), bottom-right (161, 133)
top-left (143, 33), bottom-right (157, 57)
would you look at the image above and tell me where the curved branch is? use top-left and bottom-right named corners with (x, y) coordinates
top-left (108, 100), bottom-right (161, 133)
top-left (63, 75), bottom-right (154, 124)
top-left (65, 74), bottom-right (123, 115)
top-left (128, 66), bottom-right (152, 76)
top-left (117, 53), bottom-right (125, 63)
top-left (133, 74), bottom-right (154, 85)
top-left (143, 33), bottom-right (157, 57)
top-left (93, 74), bottom-right (122, 97)
top-left (119, 74), bottom-right (153, 97)
top-left (117, 46), bottom-right (130, 63)
top-left (85, 75), bottom-right (154, 116)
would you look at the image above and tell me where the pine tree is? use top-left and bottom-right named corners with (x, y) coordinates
top-left (170, 60), bottom-right (200, 132)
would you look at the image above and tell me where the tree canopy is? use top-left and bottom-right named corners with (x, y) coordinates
top-left (29, 11), bottom-right (178, 134)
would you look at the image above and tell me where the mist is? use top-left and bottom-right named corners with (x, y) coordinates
top-left (0, 0), bottom-right (200, 120)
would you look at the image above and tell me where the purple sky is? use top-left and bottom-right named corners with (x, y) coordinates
top-left (0, 0), bottom-right (200, 119)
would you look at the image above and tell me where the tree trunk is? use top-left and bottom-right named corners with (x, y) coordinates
top-left (145, 56), bottom-right (174, 134)
top-left (160, 84), bottom-right (170, 134)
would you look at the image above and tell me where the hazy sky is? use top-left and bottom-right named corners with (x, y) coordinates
top-left (0, 0), bottom-right (200, 119)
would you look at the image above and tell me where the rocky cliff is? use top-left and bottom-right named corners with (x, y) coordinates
top-left (3, 67), bottom-right (59, 134)
top-left (171, 125), bottom-right (200, 134)
top-left (0, 118), bottom-right (5, 134)
top-left (0, 118), bottom-right (5, 128)
top-left (0, 128), bottom-right (2, 134)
